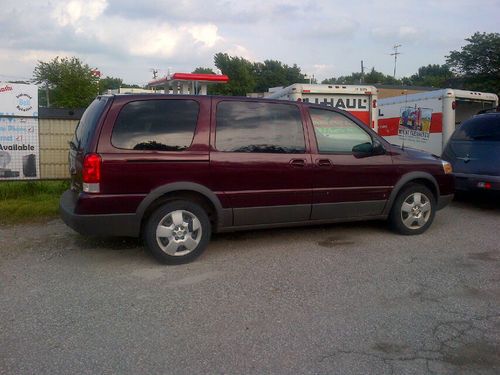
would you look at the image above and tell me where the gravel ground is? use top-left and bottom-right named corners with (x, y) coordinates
top-left (1, 194), bottom-right (499, 375)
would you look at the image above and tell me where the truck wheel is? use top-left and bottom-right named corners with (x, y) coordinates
top-left (144, 200), bottom-right (211, 264)
top-left (389, 184), bottom-right (436, 235)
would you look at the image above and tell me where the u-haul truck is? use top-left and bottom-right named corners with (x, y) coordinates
top-left (267, 84), bottom-right (378, 129)
top-left (378, 89), bottom-right (498, 155)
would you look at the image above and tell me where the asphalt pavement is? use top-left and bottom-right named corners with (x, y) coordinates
top-left (1, 194), bottom-right (499, 374)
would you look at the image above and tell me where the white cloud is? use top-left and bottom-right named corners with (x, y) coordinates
top-left (371, 25), bottom-right (425, 44)
top-left (50, 0), bottom-right (225, 60)
top-left (225, 44), bottom-right (255, 61)
top-left (127, 24), bottom-right (180, 57)
top-left (187, 24), bottom-right (221, 48)
top-left (1, 0), bottom-right (499, 85)
top-left (53, 0), bottom-right (107, 27)
top-left (398, 26), bottom-right (420, 41)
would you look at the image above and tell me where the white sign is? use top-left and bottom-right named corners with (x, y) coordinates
top-left (0, 83), bottom-right (39, 179)
top-left (0, 82), bottom-right (38, 117)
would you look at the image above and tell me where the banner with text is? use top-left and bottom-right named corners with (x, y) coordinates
top-left (0, 83), bottom-right (39, 179)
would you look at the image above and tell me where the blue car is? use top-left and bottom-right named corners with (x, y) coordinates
top-left (442, 112), bottom-right (500, 191)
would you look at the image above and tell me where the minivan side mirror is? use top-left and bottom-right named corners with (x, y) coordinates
top-left (352, 140), bottom-right (385, 158)
top-left (372, 139), bottom-right (386, 155)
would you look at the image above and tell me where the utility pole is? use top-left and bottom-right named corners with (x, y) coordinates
top-left (390, 44), bottom-right (402, 78)
top-left (360, 60), bottom-right (365, 84)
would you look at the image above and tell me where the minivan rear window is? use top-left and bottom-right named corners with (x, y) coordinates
top-left (112, 99), bottom-right (199, 151)
top-left (74, 96), bottom-right (110, 151)
top-left (452, 115), bottom-right (500, 141)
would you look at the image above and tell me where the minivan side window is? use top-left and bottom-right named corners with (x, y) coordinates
top-left (112, 99), bottom-right (199, 151)
top-left (310, 109), bottom-right (372, 153)
top-left (215, 101), bottom-right (305, 153)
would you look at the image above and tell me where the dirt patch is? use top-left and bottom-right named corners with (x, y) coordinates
top-left (317, 236), bottom-right (355, 248)
top-left (468, 251), bottom-right (499, 262)
top-left (71, 236), bottom-right (142, 251)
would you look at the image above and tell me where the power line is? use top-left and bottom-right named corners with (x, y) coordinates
top-left (0, 73), bottom-right (32, 81)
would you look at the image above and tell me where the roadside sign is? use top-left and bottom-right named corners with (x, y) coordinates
top-left (0, 82), bottom-right (40, 179)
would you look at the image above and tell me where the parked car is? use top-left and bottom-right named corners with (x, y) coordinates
top-left (442, 112), bottom-right (500, 191)
top-left (60, 95), bottom-right (454, 264)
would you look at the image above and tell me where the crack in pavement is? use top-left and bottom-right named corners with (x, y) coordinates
top-left (319, 313), bottom-right (500, 374)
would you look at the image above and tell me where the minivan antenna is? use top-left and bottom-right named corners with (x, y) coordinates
top-left (401, 89), bottom-right (408, 150)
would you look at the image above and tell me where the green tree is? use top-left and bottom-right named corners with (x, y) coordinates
top-left (321, 77), bottom-right (340, 84)
top-left (446, 32), bottom-right (500, 93)
top-left (408, 64), bottom-right (454, 87)
top-left (364, 68), bottom-right (401, 85)
top-left (99, 76), bottom-right (123, 94)
top-left (199, 54), bottom-right (307, 95)
top-left (213, 53), bottom-right (255, 96)
top-left (253, 60), bottom-right (287, 92)
top-left (33, 56), bottom-right (99, 108)
top-left (98, 76), bottom-right (142, 94)
top-left (192, 67), bottom-right (216, 74)
top-left (253, 60), bottom-right (307, 92)
top-left (285, 64), bottom-right (308, 86)
top-left (322, 68), bottom-right (402, 85)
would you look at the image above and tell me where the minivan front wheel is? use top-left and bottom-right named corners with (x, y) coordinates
top-left (144, 200), bottom-right (211, 264)
top-left (389, 184), bottom-right (436, 235)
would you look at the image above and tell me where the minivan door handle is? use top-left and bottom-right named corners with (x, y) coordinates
top-left (316, 159), bottom-right (332, 167)
top-left (289, 159), bottom-right (306, 167)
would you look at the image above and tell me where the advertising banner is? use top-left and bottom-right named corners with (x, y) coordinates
top-left (0, 83), bottom-right (39, 179)
top-left (398, 106), bottom-right (433, 144)
top-left (0, 82), bottom-right (38, 117)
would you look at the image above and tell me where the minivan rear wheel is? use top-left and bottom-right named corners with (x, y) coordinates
top-left (389, 184), bottom-right (436, 235)
top-left (144, 200), bottom-right (211, 264)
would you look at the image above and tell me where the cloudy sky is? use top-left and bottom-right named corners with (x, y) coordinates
top-left (0, 0), bottom-right (499, 86)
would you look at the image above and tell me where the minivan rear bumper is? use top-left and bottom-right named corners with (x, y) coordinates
top-left (454, 173), bottom-right (500, 191)
top-left (59, 190), bottom-right (140, 237)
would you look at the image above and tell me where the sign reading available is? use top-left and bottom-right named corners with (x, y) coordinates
top-left (0, 82), bottom-right (40, 179)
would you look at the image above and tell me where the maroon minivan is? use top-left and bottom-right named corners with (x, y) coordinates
top-left (60, 95), bottom-right (454, 264)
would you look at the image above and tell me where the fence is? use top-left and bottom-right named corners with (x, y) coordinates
top-left (39, 108), bottom-right (84, 179)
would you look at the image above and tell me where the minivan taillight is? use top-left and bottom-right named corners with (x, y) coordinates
top-left (82, 153), bottom-right (101, 193)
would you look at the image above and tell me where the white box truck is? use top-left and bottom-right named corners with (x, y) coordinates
top-left (378, 89), bottom-right (498, 155)
top-left (267, 83), bottom-right (378, 129)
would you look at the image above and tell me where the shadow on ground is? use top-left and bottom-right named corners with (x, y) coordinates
top-left (452, 191), bottom-right (500, 212)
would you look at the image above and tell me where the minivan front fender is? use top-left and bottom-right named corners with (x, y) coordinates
top-left (383, 172), bottom-right (440, 215)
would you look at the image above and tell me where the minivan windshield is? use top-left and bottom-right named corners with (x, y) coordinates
top-left (73, 97), bottom-right (110, 150)
top-left (452, 115), bottom-right (500, 142)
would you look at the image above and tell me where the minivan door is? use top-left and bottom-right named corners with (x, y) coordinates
top-left (210, 99), bottom-right (313, 226)
top-left (307, 107), bottom-right (394, 220)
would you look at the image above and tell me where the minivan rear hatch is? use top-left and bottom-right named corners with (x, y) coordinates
top-left (443, 114), bottom-right (500, 175)
top-left (69, 96), bottom-right (112, 191)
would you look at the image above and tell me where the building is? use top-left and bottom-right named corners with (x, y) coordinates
top-left (148, 73), bottom-right (229, 95)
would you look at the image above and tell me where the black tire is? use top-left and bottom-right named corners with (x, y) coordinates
top-left (144, 200), bottom-right (211, 264)
top-left (389, 183), bottom-right (436, 235)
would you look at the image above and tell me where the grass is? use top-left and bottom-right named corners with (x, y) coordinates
top-left (0, 180), bottom-right (69, 225)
